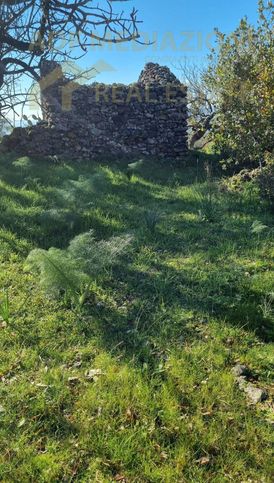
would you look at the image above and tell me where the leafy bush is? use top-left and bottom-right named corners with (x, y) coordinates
top-left (221, 162), bottom-right (274, 211)
top-left (25, 230), bottom-right (132, 306)
top-left (221, 169), bottom-right (259, 192)
top-left (206, 0), bottom-right (274, 169)
top-left (256, 164), bottom-right (274, 211)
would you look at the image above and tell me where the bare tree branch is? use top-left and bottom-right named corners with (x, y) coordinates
top-left (175, 61), bottom-right (217, 149)
top-left (0, 0), bottom-right (142, 119)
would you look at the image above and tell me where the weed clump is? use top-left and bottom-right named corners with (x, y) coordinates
top-left (25, 230), bottom-right (132, 306)
top-left (143, 210), bottom-right (162, 233)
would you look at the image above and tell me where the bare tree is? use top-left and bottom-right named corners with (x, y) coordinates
top-left (176, 61), bottom-right (216, 149)
top-left (0, 0), bottom-right (142, 120)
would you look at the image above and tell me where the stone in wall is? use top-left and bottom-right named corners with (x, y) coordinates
top-left (138, 62), bottom-right (181, 86)
top-left (1, 62), bottom-right (188, 161)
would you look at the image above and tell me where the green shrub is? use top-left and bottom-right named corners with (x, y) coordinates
top-left (25, 230), bottom-right (132, 306)
top-left (206, 1), bottom-right (274, 168)
top-left (222, 163), bottom-right (274, 211)
top-left (256, 164), bottom-right (274, 211)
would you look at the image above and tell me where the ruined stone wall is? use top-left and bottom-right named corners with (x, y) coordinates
top-left (2, 63), bottom-right (188, 160)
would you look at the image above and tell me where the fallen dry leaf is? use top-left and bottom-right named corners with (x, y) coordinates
top-left (201, 411), bottom-right (213, 417)
top-left (114, 474), bottom-right (126, 481)
top-left (160, 451), bottom-right (168, 461)
top-left (196, 456), bottom-right (210, 466)
top-left (18, 417), bottom-right (26, 428)
top-left (125, 407), bottom-right (138, 422)
top-left (85, 369), bottom-right (105, 381)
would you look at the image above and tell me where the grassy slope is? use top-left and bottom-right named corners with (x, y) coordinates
top-left (0, 154), bottom-right (273, 482)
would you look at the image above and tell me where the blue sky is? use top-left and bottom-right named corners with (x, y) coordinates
top-left (75, 0), bottom-right (260, 84)
top-left (23, 0), bottom-right (260, 117)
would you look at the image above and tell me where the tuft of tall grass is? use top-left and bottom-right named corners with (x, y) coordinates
top-left (25, 230), bottom-right (133, 307)
top-left (0, 289), bottom-right (10, 323)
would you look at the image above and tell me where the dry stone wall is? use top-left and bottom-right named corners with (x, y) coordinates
top-left (2, 62), bottom-right (188, 160)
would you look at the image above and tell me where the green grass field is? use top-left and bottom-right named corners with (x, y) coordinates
top-left (0, 153), bottom-right (273, 482)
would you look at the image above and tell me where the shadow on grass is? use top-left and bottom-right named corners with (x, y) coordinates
top-left (88, 258), bottom-right (273, 365)
top-left (1, 153), bottom-right (273, 355)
